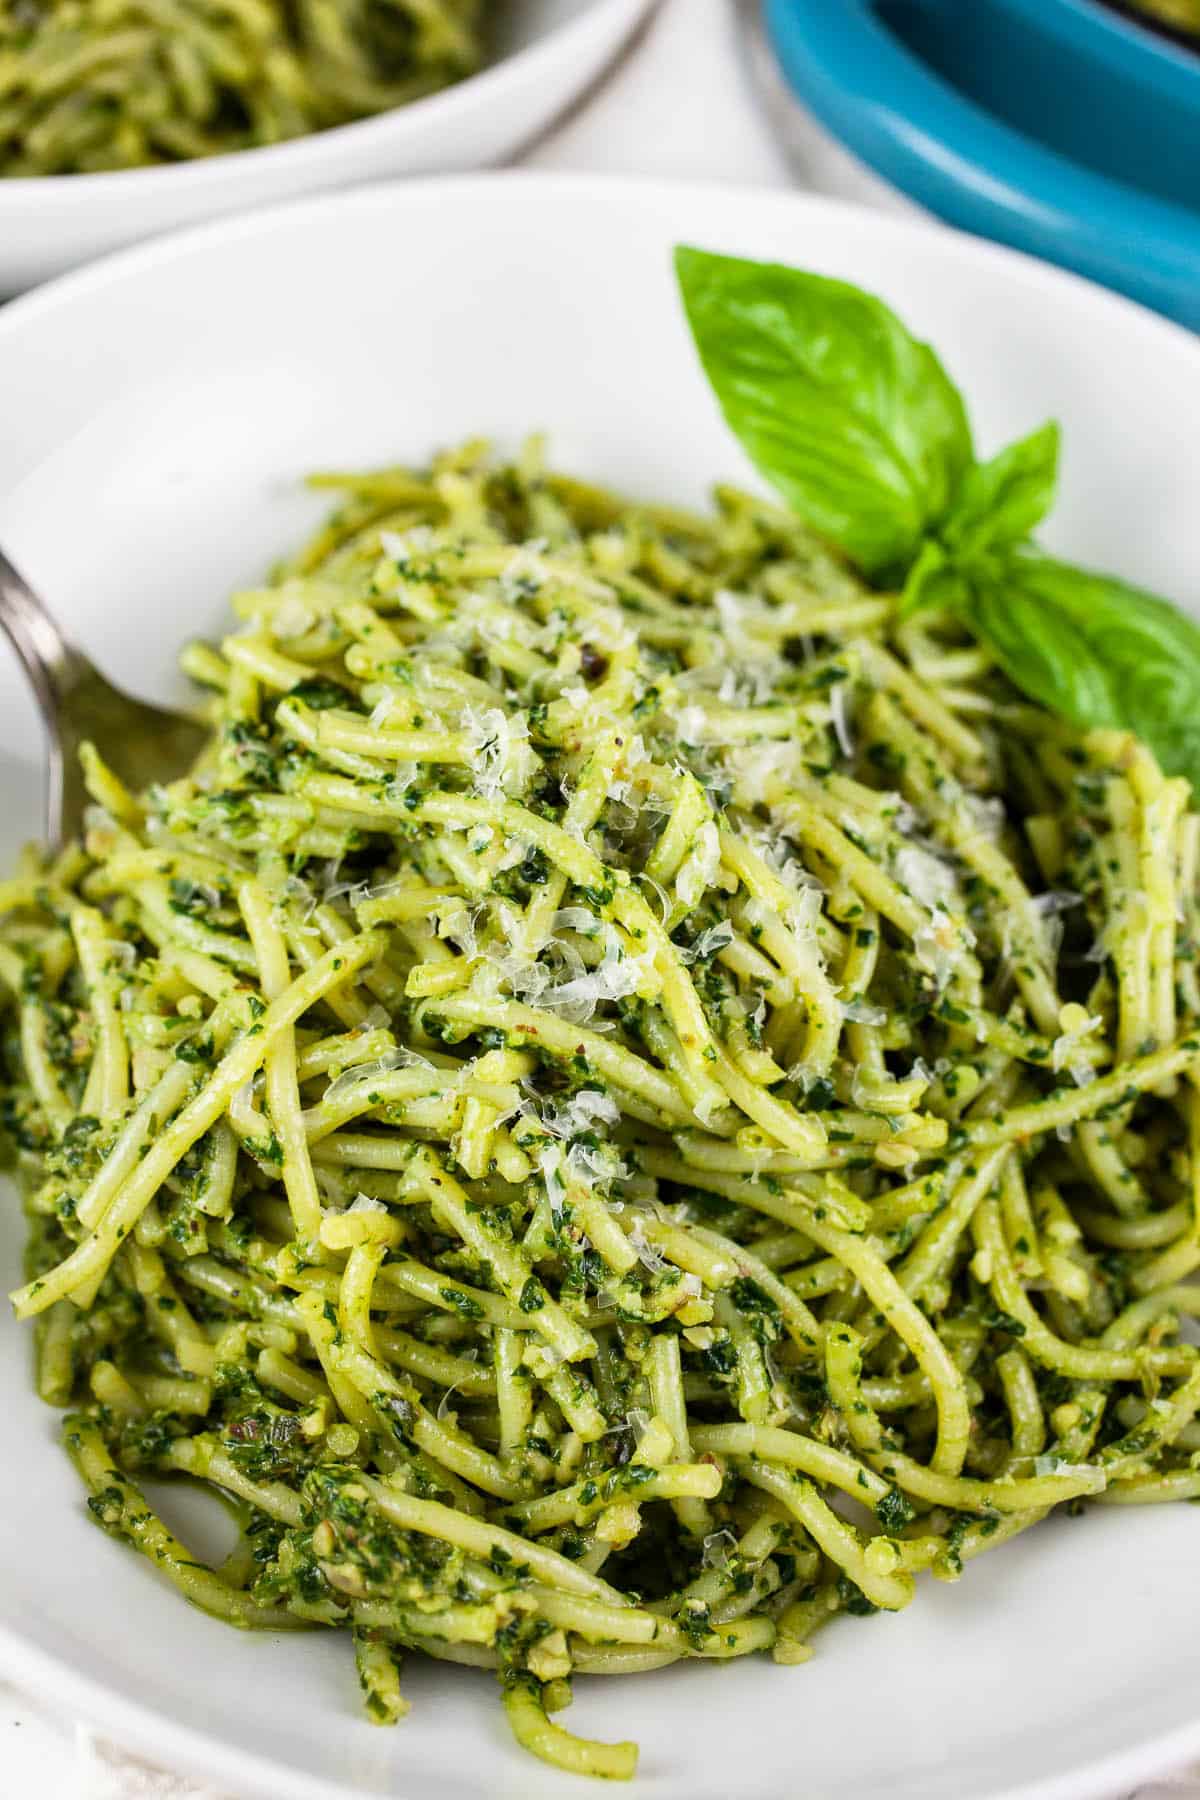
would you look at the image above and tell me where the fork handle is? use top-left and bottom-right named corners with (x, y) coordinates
top-left (0, 545), bottom-right (96, 725)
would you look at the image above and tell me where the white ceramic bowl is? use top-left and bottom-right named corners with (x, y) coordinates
top-left (0, 0), bottom-right (652, 296)
top-left (2, 174), bottom-right (1200, 1800)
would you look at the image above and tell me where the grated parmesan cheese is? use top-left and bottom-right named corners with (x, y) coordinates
top-left (675, 820), bottom-right (721, 911)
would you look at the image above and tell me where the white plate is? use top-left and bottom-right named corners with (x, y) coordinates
top-left (0, 0), bottom-right (652, 295)
top-left (2, 174), bottom-right (1200, 1800)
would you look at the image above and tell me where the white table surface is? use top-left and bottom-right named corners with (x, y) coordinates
top-left (2, 3), bottom-right (1196, 1794)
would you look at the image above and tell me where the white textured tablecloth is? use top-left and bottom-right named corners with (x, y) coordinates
top-left (3, 2), bottom-right (1197, 1793)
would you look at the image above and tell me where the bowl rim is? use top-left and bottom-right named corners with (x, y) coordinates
top-left (0, 0), bottom-right (649, 204)
top-left (5, 168), bottom-right (1199, 354)
top-left (3, 168), bottom-right (1200, 1800)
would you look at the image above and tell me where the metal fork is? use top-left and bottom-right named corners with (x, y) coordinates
top-left (0, 545), bottom-right (210, 852)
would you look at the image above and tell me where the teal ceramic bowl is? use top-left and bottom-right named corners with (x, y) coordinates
top-left (765, 0), bottom-right (1200, 326)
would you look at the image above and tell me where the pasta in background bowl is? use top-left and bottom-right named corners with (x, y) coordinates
top-left (0, 0), bottom-right (489, 176)
top-left (1, 174), bottom-right (1200, 1800)
top-left (1107, 0), bottom-right (1200, 39)
top-left (0, 0), bottom-right (652, 294)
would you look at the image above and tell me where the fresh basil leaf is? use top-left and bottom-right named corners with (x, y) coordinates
top-left (943, 421), bottom-right (1060, 557)
top-left (968, 554), bottom-right (1200, 788)
top-left (898, 539), bottom-right (970, 618)
top-left (674, 245), bottom-right (973, 577)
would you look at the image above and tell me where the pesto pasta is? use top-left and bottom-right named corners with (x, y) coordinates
top-left (5, 438), bottom-right (1200, 1780)
top-left (0, 0), bottom-right (484, 175)
top-left (1118, 0), bottom-right (1200, 37)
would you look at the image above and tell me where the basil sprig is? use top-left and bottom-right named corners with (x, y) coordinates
top-left (675, 244), bottom-right (1200, 788)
